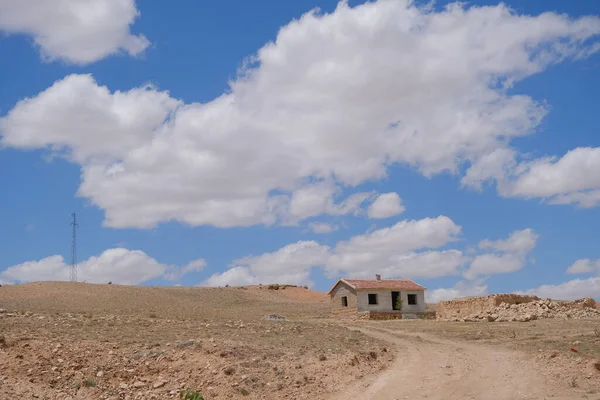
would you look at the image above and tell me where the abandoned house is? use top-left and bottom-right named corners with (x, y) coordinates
top-left (328, 275), bottom-right (427, 320)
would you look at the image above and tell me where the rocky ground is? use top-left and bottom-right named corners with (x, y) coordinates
top-left (441, 297), bottom-right (600, 323)
top-left (0, 283), bottom-right (391, 400)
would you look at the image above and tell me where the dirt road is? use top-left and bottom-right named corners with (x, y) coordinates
top-left (331, 326), bottom-right (582, 400)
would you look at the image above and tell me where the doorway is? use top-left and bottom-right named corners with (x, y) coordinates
top-left (391, 291), bottom-right (401, 310)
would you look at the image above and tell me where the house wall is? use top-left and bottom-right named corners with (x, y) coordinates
top-left (356, 290), bottom-right (425, 313)
top-left (330, 281), bottom-right (358, 318)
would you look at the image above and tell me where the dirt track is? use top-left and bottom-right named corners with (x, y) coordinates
top-left (332, 327), bottom-right (582, 400)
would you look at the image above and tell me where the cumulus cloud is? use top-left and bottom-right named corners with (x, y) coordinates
top-left (478, 228), bottom-right (538, 254)
top-left (0, 0), bottom-right (149, 64)
top-left (464, 229), bottom-right (538, 279)
top-left (326, 216), bottom-right (464, 278)
top-left (367, 192), bottom-right (405, 219)
top-left (206, 215), bottom-right (465, 286)
top-left (427, 282), bottom-right (489, 303)
top-left (566, 258), bottom-right (600, 275)
top-left (467, 147), bottom-right (600, 208)
top-left (203, 241), bottom-right (330, 287)
top-left (1, 249), bottom-right (204, 285)
top-left (202, 267), bottom-right (258, 287)
top-left (286, 182), bottom-right (373, 223)
top-left (308, 222), bottom-right (338, 234)
top-left (2, 2), bottom-right (600, 228)
top-left (521, 277), bottom-right (600, 300)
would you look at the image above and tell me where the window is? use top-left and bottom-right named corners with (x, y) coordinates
top-left (341, 296), bottom-right (348, 307)
top-left (368, 293), bottom-right (378, 305)
top-left (407, 294), bottom-right (417, 305)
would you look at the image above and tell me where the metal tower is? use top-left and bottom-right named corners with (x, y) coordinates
top-left (70, 213), bottom-right (78, 282)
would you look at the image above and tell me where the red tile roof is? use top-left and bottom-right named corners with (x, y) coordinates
top-left (328, 278), bottom-right (425, 293)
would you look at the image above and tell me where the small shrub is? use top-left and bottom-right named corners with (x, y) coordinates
top-left (394, 297), bottom-right (403, 311)
top-left (73, 380), bottom-right (81, 390)
top-left (570, 377), bottom-right (578, 388)
top-left (239, 388), bottom-right (250, 396)
top-left (318, 354), bottom-right (327, 361)
top-left (83, 378), bottom-right (96, 387)
top-left (594, 326), bottom-right (600, 337)
top-left (223, 366), bottom-right (235, 375)
top-left (180, 390), bottom-right (204, 400)
top-left (149, 313), bottom-right (157, 318)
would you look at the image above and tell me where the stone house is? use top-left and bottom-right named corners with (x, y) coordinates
top-left (328, 275), bottom-right (426, 319)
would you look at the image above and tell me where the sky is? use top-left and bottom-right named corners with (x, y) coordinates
top-left (1, 0), bottom-right (600, 302)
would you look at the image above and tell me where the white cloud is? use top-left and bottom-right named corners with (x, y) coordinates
top-left (202, 267), bottom-right (258, 287)
top-left (465, 228), bottom-right (538, 279)
top-left (367, 192), bottom-right (405, 219)
top-left (2, 2), bottom-right (600, 228)
top-left (379, 250), bottom-right (466, 279)
top-left (566, 258), bottom-right (600, 275)
top-left (308, 222), bottom-right (338, 234)
top-left (508, 148), bottom-right (600, 208)
top-left (286, 182), bottom-right (373, 222)
top-left (325, 215), bottom-right (464, 279)
top-left (205, 215), bottom-right (463, 286)
top-left (522, 277), bottom-right (600, 300)
top-left (467, 147), bottom-right (600, 208)
top-left (478, 228), bottom-right (538, 254)
top-left (2, 255), bottom-right (68, 283)
top-left (428, 282), bottom-right (489, 303)
top-left (1, 248), bottom-right (204, 285)
top-left (0, 0), bottom-right (149, 64)
top-left (181, 258), bottom-right (207, 274)
top-left (203, 241), bottom-right (329, 287)
top-left (466, 253), bottom-right (523, 279)
top-left (0, 74), bottom-right (180, 163)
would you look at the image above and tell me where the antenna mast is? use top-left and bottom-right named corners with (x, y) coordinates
top-left (70, 213), bottom-right (78, 282)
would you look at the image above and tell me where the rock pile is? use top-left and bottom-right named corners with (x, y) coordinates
top-left (443, 298), bottom-right (600, 322)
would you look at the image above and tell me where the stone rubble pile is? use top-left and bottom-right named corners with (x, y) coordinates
top-left (446, 298), bottom-right (600, 322)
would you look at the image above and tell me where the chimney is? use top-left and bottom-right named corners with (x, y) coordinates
top-left (375, 274), bottom-right (381, 281)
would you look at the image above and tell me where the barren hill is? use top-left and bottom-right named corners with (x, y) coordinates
top-left (0, 282), bottom-right (393, 400)
top-left (0, 282), bottom-right (329, 320)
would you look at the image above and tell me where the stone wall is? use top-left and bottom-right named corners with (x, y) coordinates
top-left (436, 294), bottom-right (540, 319)
top-left (331, 310), bottom-right (403, 320)
top-left (352, 311), bottom-right (402, 320)
top-left (331, 308), bottom-right (359, 319)
top-left (416, 311), bottom-right (437, 320)
top-left (367, 311), bottom-right (403, 320)
top-left (556, 298), bottom-right (597, 309)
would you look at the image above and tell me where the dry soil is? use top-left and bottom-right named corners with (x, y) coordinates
top-left (0, 282), bottom-right (391, 400)
top-left (1, 283), bottom-right (599, 400)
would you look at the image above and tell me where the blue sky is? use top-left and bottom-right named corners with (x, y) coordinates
top-left (1, 0), bottom-right (599, 301)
